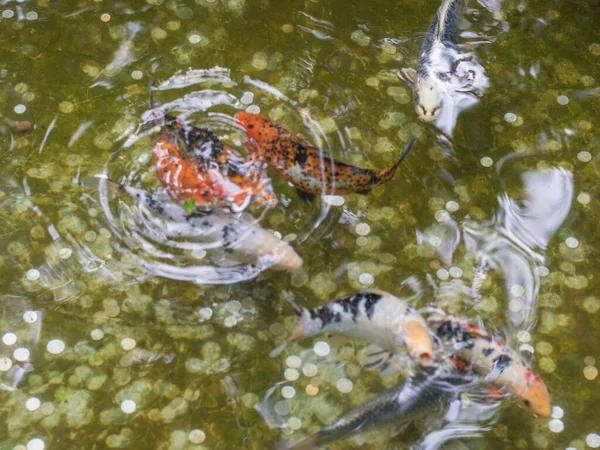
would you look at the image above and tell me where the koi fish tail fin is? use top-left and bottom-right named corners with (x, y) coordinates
top-left (360, 344), bottom-right (404, 377)
top-left (375, 138), bottom-right (416, 185)
top-left (274, 435), bottom-right (317, 450)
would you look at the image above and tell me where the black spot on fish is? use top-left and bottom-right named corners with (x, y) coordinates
top-left (363, 293), bottom-right (381, 320)
top-left (310, 306), bottom-right (337, 328)
top-left (492, 354), bottom-right (512, 372)
top-left (293, 145), bottom-right (309, 166)
top-left (247, 124), bottom-right (254, 129)
top-left (369, 171), bottom-right (378, 185)
top-left (482, 348), bottom-right (494, 357)
top-left (435, 320), bottom-right (462, 339)
top-left (334, 294), bottom-right (360, 322)
top-left (435, 320), bottom-right (476, 349)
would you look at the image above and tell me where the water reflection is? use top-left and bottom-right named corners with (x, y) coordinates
top-left (424, 162), bottom-right (573, 330)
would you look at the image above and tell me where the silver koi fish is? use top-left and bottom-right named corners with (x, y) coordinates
top-left (102, 179), bottom-right (303, 271)
top-left (397, 0), bottom-right (475, 122)
top-left (272, 290), bottom-right (434, 368)
top-left (427, 316), bottom-right (552, 418)
top-left (275, 370), bottom-right (475, 450)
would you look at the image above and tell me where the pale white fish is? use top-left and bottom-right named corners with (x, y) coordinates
top-left (271, 290), bottom-right (434, 368)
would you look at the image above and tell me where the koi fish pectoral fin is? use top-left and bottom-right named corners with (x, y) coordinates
top-left (360, 345), bottom-right (404, 377)
top-left (389, 421), bottom-right (411, 438)
top-left (295, 189), bottom-right (316, 202)
top-left (397, 68), bottom-right (417, 87)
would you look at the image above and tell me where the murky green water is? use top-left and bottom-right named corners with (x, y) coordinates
top-left (1, 0), bottom-right (600, 449)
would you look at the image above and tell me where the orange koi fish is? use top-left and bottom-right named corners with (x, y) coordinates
top-left (427, 316), bottom-right (551, 418)
top-left (152, 114), bottom-right (277, 211)
top-left (234, 112), bottom-right (415, 201)
top-left (271, 290), bottom-right (434, 368)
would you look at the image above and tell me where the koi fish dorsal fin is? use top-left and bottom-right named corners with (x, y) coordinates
top-left (295, 188), bottom-right (316, 202)
top-left (361, 344), bottom-right (404, 377)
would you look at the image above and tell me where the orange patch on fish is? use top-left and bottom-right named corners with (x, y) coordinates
top-left (404, 319), bottom-right (434, 367)
top-left (512, 370), bottom-right (552, 419)
top-left (152, 115), bottom-right (276, 210)
top-left (428, 316), bottom-right (552, 418)
top-left (234, 112), bottom-right (414, 198)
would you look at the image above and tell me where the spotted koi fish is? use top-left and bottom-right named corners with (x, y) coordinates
top-left (152, 114), bottom-right (277, 211)
top-left (275, 369), bottom-right (475, 450)
top-left (234, 112), bottom-right (415, 201)
top-left (397, 0), bottom-right (474, 122)
top-left (106, 180), bottom-right (302, 271)
top-left (272, 290), bottom-right (434, 368)
top-left (427, 316), bottom-right (551, 418)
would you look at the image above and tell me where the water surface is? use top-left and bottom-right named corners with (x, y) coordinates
top-left (1, 0), bottom-right (600, 449)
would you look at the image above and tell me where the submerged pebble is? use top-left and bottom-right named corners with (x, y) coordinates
top-left (189, 429), bottom-right (206, 444)
top-left (314, 341), bottom-right (330, 357)
top-left (121, 399), bottom-right (136, 414)
top-left (25, 397), bottom-right (41, 411)
top-left (480, 157), bottom-right (493, 167)
top-left (14, 347), bottom-right (30, 361)
top-left (26, 439), bottom-right (45, 450)
top-left (26, 269), bottom-right (40, 281)
top-left (0, 357), bottom-right (12, 371)
top-left (46, 339), bottom-right (66, 354)
top-left (2, 332), bottom-right (17, 346)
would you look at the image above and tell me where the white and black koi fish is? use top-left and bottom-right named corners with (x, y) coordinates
top-left (427, 316), bottom-right (551, 418)
top-left (397, 0), bottom-right (475, 122)
top-left (102, 179), bottom-right (303, 271)
top-left (272, 290), bottom-right (434, 368)
top-left (275, 370), bottom-right (476, 450)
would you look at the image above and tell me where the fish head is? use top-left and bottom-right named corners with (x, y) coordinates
top-left (402, 318), bottom-right (434, 367)
top-left (234, 112), bottom-right (277, 152)
top-left (413, 77), bottom-right (444, 122)
top-left (236, 222), bottom-right (303, 271)
top-left (513, 370), bottom-right (552, 418)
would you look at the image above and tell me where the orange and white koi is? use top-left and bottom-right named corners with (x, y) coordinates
top-left (272, 290), bottom-right (434, 368)
top-left (234, 112), bottom-right (415, 201)
top-left (427, 316), bottom-right (551, 418)
top-left (152, 114), bottom-right (277, 211)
